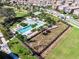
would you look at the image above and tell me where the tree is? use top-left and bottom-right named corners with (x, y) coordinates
top-left (45, 16), bottom-right (56, 25)
top-left (16, 5), bottom-right (20, 11)
top-left (31, 28), bottom-right (36, 32)
top-left (1, 8), bottom-right (15, 18)
top-left (72, 14), bottom-right (79, 19)
top-left (45, 17), bottom-right (52, 23)
top-left (19, 49), bottom-right (23, 54)
top-left (0, 3), bottom-right (3, 8)
top-left (16, 33), bottom-right (28, 42)
top-left (16, 34), bottom-right (24, 41)
top-left (20, 23), bottom-right (28, 27)
top-left (31, 24), bottom-right (37, 28)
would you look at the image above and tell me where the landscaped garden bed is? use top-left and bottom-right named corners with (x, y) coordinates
top-left (26, 22), bottom-right (68, 53)
top-left (8, 38), bottom-right (37, 59)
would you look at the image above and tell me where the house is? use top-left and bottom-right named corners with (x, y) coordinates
top-left (57, 5), bottom-right (68, 11)
top-left (65, 0), bottom-right (74, 4)
top-left (64, 6), bottom-right (72, 13)
top-left (10, 0), bottom-right (27, 4)
top-left (73, 9), bottom-right (79, 16)
top-left (10, 0), bottom-right (53, 6)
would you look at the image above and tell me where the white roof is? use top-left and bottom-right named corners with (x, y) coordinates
top-left (34, 12), bottom-right (41, 15)
top-left (0, 33), bottom-right (3, 37)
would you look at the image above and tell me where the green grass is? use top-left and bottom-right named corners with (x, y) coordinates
top-left (8, 38), bottom-right (37, 59)
top-left (15, 8), bottom-right (28, 17)
top-left (15, 11), bottom-right (27, 17)
top-left (0, 16), bottom-right (6, 23)
top-left (46, 27), bottom-right (79, 59)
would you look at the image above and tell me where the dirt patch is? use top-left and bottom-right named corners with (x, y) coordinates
top-left (42, 26), bottom-right (71, 58)
top-left (26, 22), bottom-right (68, 53)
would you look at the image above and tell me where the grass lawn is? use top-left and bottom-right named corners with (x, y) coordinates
top-left (0, 16), bottom-right (6, 23)
top-left (8, 38), bottom-right (37, 59)
top-left (10, 22), bottom-right (19, 29)
top-left (45, 27), bottom-right (79, 59)
top-left (15, 10), bottom-right (27, 17)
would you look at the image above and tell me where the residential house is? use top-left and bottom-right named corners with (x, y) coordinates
top-left (57, 5), bottom-right (68, 11)
top-left (10, 0), bottom-right (27, 4)
top-left (73, 9), bottom-right (79, 16)
top-left (10, 0), bottom-right (53, 6)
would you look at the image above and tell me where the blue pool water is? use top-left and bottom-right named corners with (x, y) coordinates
top-left (18, 25), bottom-right (32, 34)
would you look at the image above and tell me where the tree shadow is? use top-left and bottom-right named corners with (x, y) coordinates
top-left (27, 40), bottom-right (36, 43)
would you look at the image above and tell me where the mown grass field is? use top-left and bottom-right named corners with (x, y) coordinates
top-left (45, 27), bottom-right (79, 59)
top-left (15, 9), bottom-right (27, 17)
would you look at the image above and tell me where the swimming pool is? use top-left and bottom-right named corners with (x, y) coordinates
top-left (18, 25), bottom-right (32, 34)
top-left (17, 18), bottom-right (46, 35)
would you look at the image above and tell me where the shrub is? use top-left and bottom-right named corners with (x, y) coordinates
top-left (31, 28), bottom-right (36, 32)
top-left (16, 34), bottom-right (26, 42)
top-left (72, 14), bottom-right (79, 19)
top-left (31, 24), bottom-right (37, 28)
top-left (20, 23), bottom-right (28, 27)
top-left (59, 10), bottom-right (66, 14)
